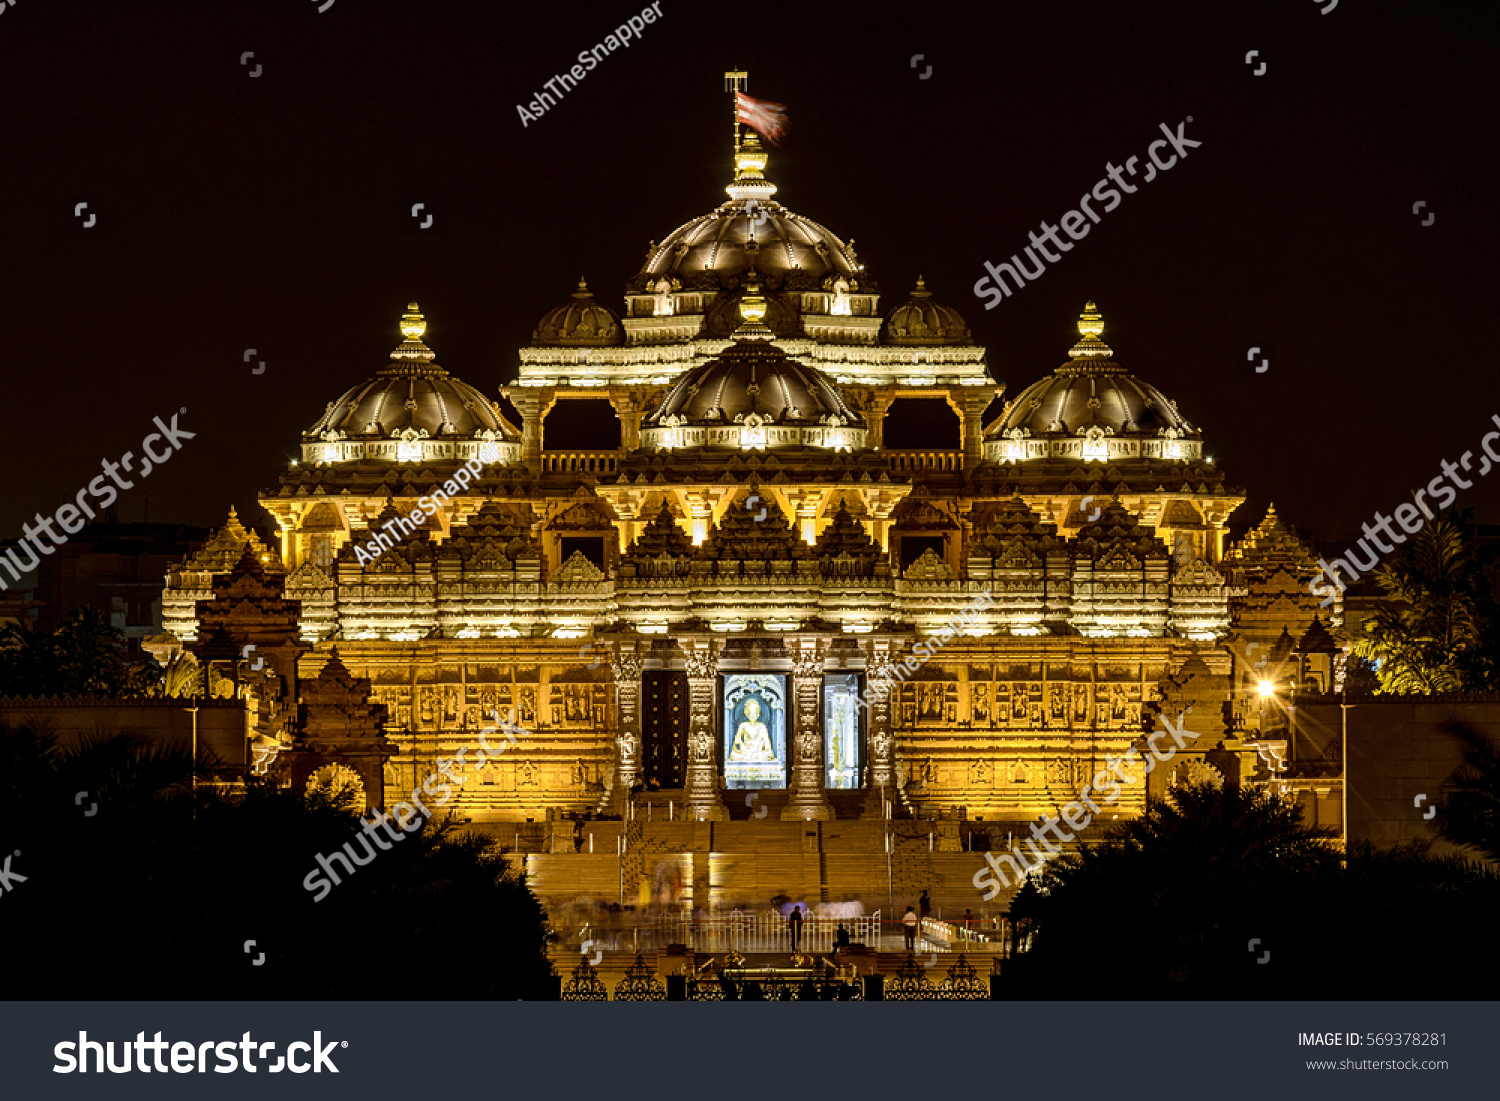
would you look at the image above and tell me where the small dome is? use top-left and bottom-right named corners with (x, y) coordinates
top-left (532, 278), bottom-right (623, 346)
top-left (882, 277), bottom-right (971, 345)
top-left (302, 303), bottom-right (521, 467)
top-left (983, 302), bottom-right (1202, 464)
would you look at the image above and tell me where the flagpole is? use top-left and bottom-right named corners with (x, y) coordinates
top-left (725, 69), bottom-right (747, 157)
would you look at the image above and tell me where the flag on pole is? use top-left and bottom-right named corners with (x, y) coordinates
top-left (735, 91), bottom-right (789, 145)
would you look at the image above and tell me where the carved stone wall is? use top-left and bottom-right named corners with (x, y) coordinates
top-left (327, 640), bottom-right (612, 822)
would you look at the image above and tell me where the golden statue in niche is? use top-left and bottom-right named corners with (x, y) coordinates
top-left (728, 698), bottom-right (775, 763)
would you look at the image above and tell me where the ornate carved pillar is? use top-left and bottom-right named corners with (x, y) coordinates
top-left (866, 393), bottom-right (895, 452)
top-left (608, 391), bottom-right (644, 452)
top-left (683, 645), bottom-right (727, 821)
top-left (960, 388), bottom-right (994, 467)
top-left (503, 387), bottom-right (545, 474)
top-left (865, 647), bottom-right (897, 793)
top-left (609, 653), bottom-right (645, 807)
top-left (782, 641), bottom-right (834, 821)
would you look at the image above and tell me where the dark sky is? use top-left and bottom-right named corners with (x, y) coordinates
top-left (2, 0), bottom-right (1496, 558)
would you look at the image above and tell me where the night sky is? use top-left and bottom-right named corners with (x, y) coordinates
top-left (3, 0), bottom-right (1496, 563)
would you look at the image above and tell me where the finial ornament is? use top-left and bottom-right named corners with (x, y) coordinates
top-left (400, 303), bottom-right (426, 341)
top-left (731, 272), bottom-right (775, 342)
top-left (1067, 300), bottom-right (1113, 359)
top-left (392, 302), bottom-right (436, 362)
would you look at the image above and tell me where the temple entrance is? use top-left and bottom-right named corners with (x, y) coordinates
top-left (723, 673), bottom-right (787, 789)
top-left (641, 671), bottom-right (687, 788)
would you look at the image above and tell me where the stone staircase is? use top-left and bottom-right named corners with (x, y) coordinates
top-left (521, 805), bottom-right (1032, 925)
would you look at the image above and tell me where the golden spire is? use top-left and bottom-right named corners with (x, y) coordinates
top-left (392, 301), bottom-right (435, 361)
top-left (726, 129), bottom-right (776, 202)
top-left (724, 69), bottom-right (776, 202)
top-left (732, 273), bottom-right (775, 341)
top-left (1067, 300), bottom-right (1113, 359)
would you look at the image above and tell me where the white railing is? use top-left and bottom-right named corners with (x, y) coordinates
top-left (921, 917), bottom-right (994, 949)
top-left (632, 909), bottom-right (882, 953)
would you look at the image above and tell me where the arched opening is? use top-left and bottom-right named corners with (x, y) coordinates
top-left (304, 763), bottom-right (366, 811)
top-left (543, 399), bottom-right (622, 450)
top-left (882, 398), bottom-right (960, 449)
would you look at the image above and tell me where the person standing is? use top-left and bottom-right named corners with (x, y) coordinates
top-left (788, 904), bottom-right (804, 951)
top-left (902, 906), bottom-right (918, 951)
top-left (918, 889), bottom-right (932, 921)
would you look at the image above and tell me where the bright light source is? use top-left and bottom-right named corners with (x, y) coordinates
top-left (1257, 679), bottom-right (1275, 699)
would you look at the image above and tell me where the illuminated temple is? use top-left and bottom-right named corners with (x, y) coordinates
top-left (149, 91), bottom-right (1346, 916)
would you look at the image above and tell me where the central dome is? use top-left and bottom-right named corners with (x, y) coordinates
top-left (634, 133), bottom-right (866, 285)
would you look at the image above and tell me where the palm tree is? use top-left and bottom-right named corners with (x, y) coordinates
top-left (1353, 512), bottom-right (1499, 694)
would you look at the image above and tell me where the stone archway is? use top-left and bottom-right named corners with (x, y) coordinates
top-left (304, 762), bottom-right (367, 809)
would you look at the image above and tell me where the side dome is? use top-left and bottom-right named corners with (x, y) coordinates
top-left (641, 278), bottom-right (865, 452)
top-left (983, 301), bottom-right (1202, 464)
top-left (531, 278), bottom-right (623, 346)
top-left (882, 277), bottom-right (972, 345)
top-left (302, 303), bottom-right (521, 467)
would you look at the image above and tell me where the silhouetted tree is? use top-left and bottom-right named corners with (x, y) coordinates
top-left (0, 725), bottom-right (556, 999)
top-left (1006, 781), bottom-right (1500, 998)
top-left (1435, 721), bottom-right (1500, 862)
top-left (0, 608), bottom-right (158, 698)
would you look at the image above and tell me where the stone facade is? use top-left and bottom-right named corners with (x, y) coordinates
top-left (152, 111), bottom-right (1348, 843)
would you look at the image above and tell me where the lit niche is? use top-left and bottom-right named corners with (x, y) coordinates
top-left (829, 276), bottom-right (852, 316)
top-left (1161, 426), bottom-right (1185, 460)
top-left (736, 411), bottom-right (769, 450)
top-left (394, 426), bottom-right (430, 464)
top-left (823, 674), bottom-right (859, 789)
top-left (1000, 426), bottom-right (1030, 463)
top-left (1080, 426), bottom-right (1111, 463)
top-left (723, 674), bottom-right (787, 789)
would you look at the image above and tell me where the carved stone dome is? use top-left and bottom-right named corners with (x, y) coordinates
top-left (302, 303), bottom-right (521, 466)
top-left (983, 302), bottom-right (1202, 464)
top-left (641, 279), bottom-right (866, 452)
top-left (634, 134), bottom-right (868, 286)
top-left (531, 278), bottom-right (624, 346)
top-left (882, 277), bottom-right (971, 345)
